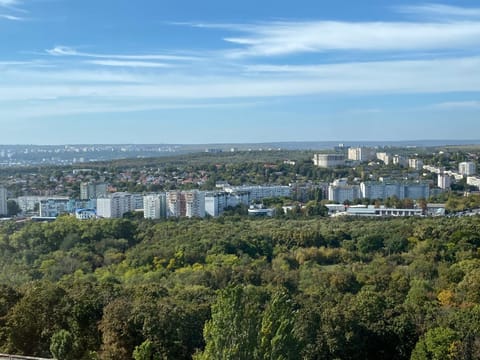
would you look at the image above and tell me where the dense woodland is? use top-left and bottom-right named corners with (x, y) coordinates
top-left (0, 214), bottom-right (480, 359)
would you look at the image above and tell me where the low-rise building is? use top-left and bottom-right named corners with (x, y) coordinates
top-left (312, 154), bottom-right (345, 168)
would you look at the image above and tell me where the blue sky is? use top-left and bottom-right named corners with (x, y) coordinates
top-left (1, 0), bottom-right (480, 144)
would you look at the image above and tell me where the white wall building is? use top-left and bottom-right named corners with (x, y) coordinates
top-left (143, 193), bottom-right (167, 219)
top-left (459, 162), bottom-right (476, 176)
top-left (376, 152), bottom-right (390, 165)
top-left (39, 197), bottom-right (70, 217)
top-left (0, 187), bottom-right (7, 216)
top-left (360, 181), bottom-right (430, 200)
top-left (205, 192), bottom-right (228, 217)
top-left (185, 190), bottom-right (205, 218)
top-left (224, 185), bottom-right (291, 202)
top-left (80, 182), bottom-right (107, 200)
top-left (467, 176), bottom-right (480, 189)
top-left (97, 192), bottom-right (134, 218)
top-left (166, 190), bottom-right (205, 218)
top-left (328, 184), bottom-right (361, 203)
top-left (392, 155), bottom-right (408, 167)
top-left (409, 158), bottom-right (424, 170)
top-left (437, 173), bottom-right (451, 190)
top-left (348, 147), bottom-right (375, 162)
top-left (312, 154), bottom-right (345, 168)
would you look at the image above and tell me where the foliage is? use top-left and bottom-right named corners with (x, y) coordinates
top-left (0, 215), bottom-right (480, 358)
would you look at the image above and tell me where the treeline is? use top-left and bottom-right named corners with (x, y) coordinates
top-left (0, 215), bottom-right (480, 359)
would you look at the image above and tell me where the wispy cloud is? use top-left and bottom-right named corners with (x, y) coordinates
top-left (0, 0), bottom-right (20, 7)
top-left (0, 0), bottom-right (25, 20)
top-left (0, 99), bottom-right (262, 119)
top-left (0, 13), bottom-right (23, 20)
top-left (430, 100), bottom-right (480, 109)
top-left (218, 20), bottom-right (480, 57)
top-left (2, 56), bottom-right (480, 101)
top-left (46, 46), bottom-right (198, 62)
top-left (397, 3), bottom-right (480, 19)
top-left (87, 60), bottom-right (172, 68)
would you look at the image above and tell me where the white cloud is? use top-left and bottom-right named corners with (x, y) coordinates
top-left (87, 60), bottom-right (172, 68)
top-left (1, 56), bottom-right (480, 101)
top-left (0, 13), bottom-right (22, 20)
top-left (397, 3), bottom-right (480, 19)
top-left (0, 0), bottom-right (20, 7)
top-left (46, 46), bottom-right (198, 61)
top-left (0, 99), bottom-right (261, 119)
top-left (431, 100), bottom-right (480, 109)
top-left (213, 20), bottom-right (480, 57)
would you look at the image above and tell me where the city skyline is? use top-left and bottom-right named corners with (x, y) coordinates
top-left (1, 0), bottom-right (480, 144)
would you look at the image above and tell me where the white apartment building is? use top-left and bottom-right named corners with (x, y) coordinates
top-left (80, 182), bottom-right (107, 200)
top-left (360, 181), bottom-right (430, 200)
top-left (392, 155), bottom-right (408, 167)
top-left (185, 190), bottom-right (205, 218)
top-left (328, 184), bottom-right (361, 203)
top-left (39, 197), bottom-right (70, 217)
top-left (376, 152), bottom-right (390, 165)
top-left (97, 192), bottom-right (134, 218)
top-left (312, 154), bottom-right (345, 168)
top-left (459, 162), bottom-right (476, 176)
top-left (224, 185), bottom-right (291, 202)
top-left (166, 190), bottom-right (205, 218)
top-left (226, 191), bottom-right (250, 208)
top-left (205, 192), bottom-right (228, 217)
top-left (437, 173), bottom-right (451, 190)
top-left (467, 176), bottom-right (480, 189)
top-left (409, 158), bottom-right (424, 170)
top-left (143, 193), bottom-right (167, 219)
top-left (348, 147), bottom-right (375, 162)
top-left (0, 187), bottom-right (7, 216)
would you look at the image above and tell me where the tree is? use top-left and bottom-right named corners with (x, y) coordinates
top-left (133, 340), bottom-right (160, 360)
top-left (7, 200), bottom-right (21, 217)
top-left (197, 286), bottom-right (263, 360)
top-left (411, 327), bottom-right (459, 360)
top-left (50, 330), bottom-right (74, 360)
top-left (257, 290), bottom-right (300, 360)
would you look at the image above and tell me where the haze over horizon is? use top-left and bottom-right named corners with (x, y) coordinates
top-left (1, 0), bottom-right (480, 144)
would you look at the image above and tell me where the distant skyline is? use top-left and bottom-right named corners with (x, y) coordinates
top-left (1, 0), bottom-right (480, 144)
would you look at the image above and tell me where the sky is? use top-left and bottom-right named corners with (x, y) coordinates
top-left (1, 0), bottom-right (480, 144)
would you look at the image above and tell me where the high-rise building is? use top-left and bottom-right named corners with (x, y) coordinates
top-left (143, 193), bottom-right (167, 219)
top-left (39, 197), bottom-right (70, 217)
top-left (409, 158), bottom-right (424, 170)
top-left (348, 147), bottom-right (376, 162)
top-left (437, 169), bottom-right (451, 190)
top-left (185, 190), bottom-right (205, 218)
top-left (0, 187), bottom-right (7, 216)
top-left (392, 155), bottom-right (408, 167)
top-left (360, 181), bottom-right (430, 200)
top-left (166, 190), bottom-right (205, 218)
top-left (223, 185), bottom-right (291, 201)
top-left (205, 192), bottom-right (228, 217)
top-left (376, 152), bottom-right (390, 165)
top-left (80, 182), bottom-right (108, 200)
top-left (312, 154), bottom-right (345, 168)
top-left (97, 192), bottom-right (134, 218)
top-left (459, 162), bottom-right (476, 176)
top-left (328, 179), bottom-right (361, 203)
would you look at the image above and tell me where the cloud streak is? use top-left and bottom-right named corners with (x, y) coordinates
top-left (1, 56), bottom-right (480, 101)
top-left (46, 46), bottom-right (198, 62)
top-left (0, 13), bottom-right (23, 20)
top-left (220, 20), bottom-right (480, 57)
top-left (87, 60), bottom-right (172, 68)
top-left (397, 3), bottom-right (480, 19)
